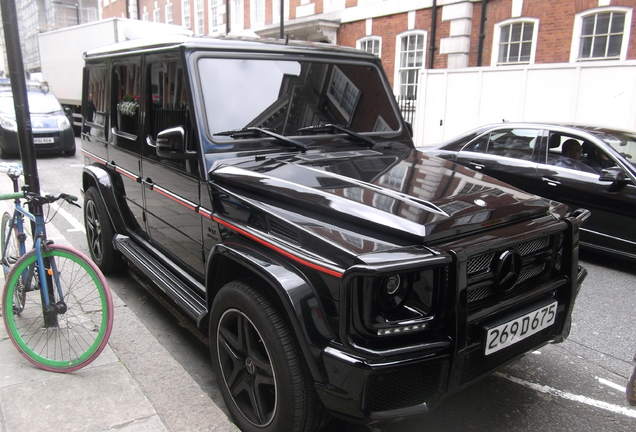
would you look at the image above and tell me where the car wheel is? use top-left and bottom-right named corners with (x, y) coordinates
top-left (84, 186), bottom-right (121, 273)
top-left (210, 279), bottom-right (328, 432)
top-left (64, 144), bottom-right (76, 156)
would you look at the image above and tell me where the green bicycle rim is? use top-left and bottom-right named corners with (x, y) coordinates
top-left (3, 248), bottom-right (111, 370)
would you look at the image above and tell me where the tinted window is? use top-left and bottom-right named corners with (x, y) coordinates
top-left (462, 128), bottom-right (538, 160)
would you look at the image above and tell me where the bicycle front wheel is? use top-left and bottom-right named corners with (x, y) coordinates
top-left (2, 244), bottom-right (114, 372)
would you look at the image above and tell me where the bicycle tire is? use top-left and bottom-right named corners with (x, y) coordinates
top-left (2, 244), bottom-right (114, 372)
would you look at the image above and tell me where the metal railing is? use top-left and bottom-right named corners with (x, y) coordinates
top-left (396, 95), bottom-right (417, 125)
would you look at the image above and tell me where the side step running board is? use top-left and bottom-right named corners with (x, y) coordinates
top-left (114, 234), bottom-right (207, 326)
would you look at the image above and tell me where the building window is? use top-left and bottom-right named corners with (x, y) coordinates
top-left (153, 2), bottom-right (161, 22)
top-left (251, 0), bottom-right (265, 26)
top-left (182, 0), bottom-right (191, 29)
top-left (357, 37), bottom-right (381, 57)
top-left (571, 8), bottom-right (632, 61)
top-left (209, 0), bottom-right (220, 31)
top-left (395, 31), bottom-right (426, 98)
top-left (142, 7), bottom-right (149, 21)
top-left (498, 22), bottom-right (534, 64)
top-left (166, 2), bottom-right (173, 24)
top-left (232, 0), bottom-right (244, 31)
top-left (580, 11), bottom-right (625, 59)
top-left (194, 0), bottom-right (204, 34)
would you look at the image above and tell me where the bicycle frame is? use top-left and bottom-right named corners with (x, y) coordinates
top-left (1, 185), bottom-right (66, 323)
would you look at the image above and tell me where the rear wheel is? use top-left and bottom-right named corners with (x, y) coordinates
top-left (210, 280), bottom-right (328, 432)
top-left (84, 187), bottom-right (121, 274)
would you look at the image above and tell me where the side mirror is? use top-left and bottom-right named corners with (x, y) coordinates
top-left (599, 166), bottom-right (626, 182)
top-left (156, 126), bottom-right (196, 160)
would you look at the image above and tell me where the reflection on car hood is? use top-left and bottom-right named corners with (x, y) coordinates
top-left (210, 147), bottom-right (558, 245)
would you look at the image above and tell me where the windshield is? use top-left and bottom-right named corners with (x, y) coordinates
top-left (0, 91), bottom-right (62, 116)
top-left (197, 57), bottom-right (401, 147)
top-left (593, 130), bottom-right (636, 168)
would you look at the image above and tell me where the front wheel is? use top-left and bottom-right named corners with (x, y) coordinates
top-left (210, 280), bottom-right (328, 432)
top-left (2, 245), bottom-right (113, 372)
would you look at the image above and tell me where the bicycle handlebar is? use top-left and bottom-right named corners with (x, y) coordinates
top-left (0, 191), bottom-right (79, 207)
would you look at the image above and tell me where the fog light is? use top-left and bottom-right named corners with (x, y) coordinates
top-left (377, 322), bottom-right (429, 336)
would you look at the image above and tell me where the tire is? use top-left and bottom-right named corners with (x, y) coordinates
top-left (84, 186), bottom-right (121, 274)
top-left (210, 280), bottom-right (328, 432)
top-left (64, 145), bottom-right (76, 156)
top-left (2, 244), bottom-right (113, 372)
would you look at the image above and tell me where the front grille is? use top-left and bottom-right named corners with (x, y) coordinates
top-left (465, 236), bottom-right (554, 308)
top-left (365, 363), bottom-right (443, 412)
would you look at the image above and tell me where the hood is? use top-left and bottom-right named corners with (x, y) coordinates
top-left (210, 147), bottom-right (559, 245)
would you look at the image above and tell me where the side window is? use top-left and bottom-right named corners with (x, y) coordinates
top-left (113, 61), bottom-right (141, 139)
top-left (84, 65), bottom-right (107, 140)
top-left (546, 133), bottom-right (600, 174)
top-left (145, 58), bottom-right (195, 173)
top-left (464, 129), bottom-right (538, 160)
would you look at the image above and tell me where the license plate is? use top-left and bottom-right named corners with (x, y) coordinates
top-left (34, 137), bottom-right (54, 144)
top-left (485, 301), bottom-right (557, 355)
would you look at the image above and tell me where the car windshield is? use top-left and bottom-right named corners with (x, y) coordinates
top-left (593, 130), bottom-right (636, 168)
top-left (0, 90), bottom-right (62, 116)
top-left (197, 57), bottom-right (401, 147)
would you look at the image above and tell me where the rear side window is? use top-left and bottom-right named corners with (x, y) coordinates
top-left (84, 65), bottom-right (107, 140)
top-left (112, 61), bottom-right (141, 137)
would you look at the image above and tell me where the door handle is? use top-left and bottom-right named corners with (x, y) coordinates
top-left (542, 177), bottom-right (561, 187)
top-left (468, 162), bottom-right (485, 170)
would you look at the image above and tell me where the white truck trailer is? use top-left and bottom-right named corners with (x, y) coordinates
top-left (38, 18), bottom-right (192, 133)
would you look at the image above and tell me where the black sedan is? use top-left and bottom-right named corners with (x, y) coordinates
top-left (425, 123), bottom-right (636, 261)
top-left (0, 87), bottom-right (76, 158)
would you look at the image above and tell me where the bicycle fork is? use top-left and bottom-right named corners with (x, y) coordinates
top-left (33, 238), bottom-right (67, 327)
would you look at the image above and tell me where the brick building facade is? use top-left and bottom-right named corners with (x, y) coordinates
top-left (100, 0), bottom-right (636, 98)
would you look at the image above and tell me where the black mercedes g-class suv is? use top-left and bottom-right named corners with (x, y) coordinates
top-left (81, 35), bottom-right (588, 432)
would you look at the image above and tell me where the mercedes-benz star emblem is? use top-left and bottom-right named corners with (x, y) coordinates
top-left (493, 250), bottom-right (522, 292)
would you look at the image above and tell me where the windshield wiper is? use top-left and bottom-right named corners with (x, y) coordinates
top-left (214, 127), bottom-right (306, 151)
top-left (298, 124), bottom-right (376, 147)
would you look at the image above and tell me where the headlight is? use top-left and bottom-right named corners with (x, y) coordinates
top-left (57, 116), bottom-right (70, 129)
top-left (0, 117), bottom-right (17, 132)
top-left (351, 268), bottom-right (443, 341)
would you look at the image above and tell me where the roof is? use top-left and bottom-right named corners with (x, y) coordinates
top-left (84, 34), bottom-right (376, 61)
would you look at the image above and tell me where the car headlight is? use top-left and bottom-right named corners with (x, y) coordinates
top-left (351, 267), bottom-right (443, 341)
top-left (57, 116), bottom-right (70, 129)
top-left (0, 116), bottom-right (17, 132)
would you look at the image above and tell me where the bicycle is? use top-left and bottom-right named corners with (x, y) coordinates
top-left (0, 163), bottom-right (113, 372)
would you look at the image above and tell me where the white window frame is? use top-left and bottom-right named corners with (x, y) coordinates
top-left (491, 18), bottom-right (539, 66)
top-left (251, 0), bottom-right (265, 26)
top-left (357, 36), bottom-right (382, 58)
top-left (153, 2), bottom-right (161, 22)
top-left (327, 67), bottom-right (361, 122)
top-left (209, 0), bottom-right (220, 32)
top-left (393, 30), bottom-right (427, 99)
top-left (165, 2), bottom-right (173, 25)
top-left (142, 7), bottom-right (149, 21)
top-left (195, 0), bottom-right (205, 35)
top-left (182, 0), bottom-right (191, 29)
top-left (570, 7), bottom-right (632, 62)
top-left (231, 0), bottom-right (244, 32)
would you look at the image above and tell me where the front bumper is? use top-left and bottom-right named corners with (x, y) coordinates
top-left (316, 210), bottom-right (589, 422)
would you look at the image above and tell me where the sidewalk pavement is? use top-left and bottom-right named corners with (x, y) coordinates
top-left (0, 186), bottom-right (240, 432)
